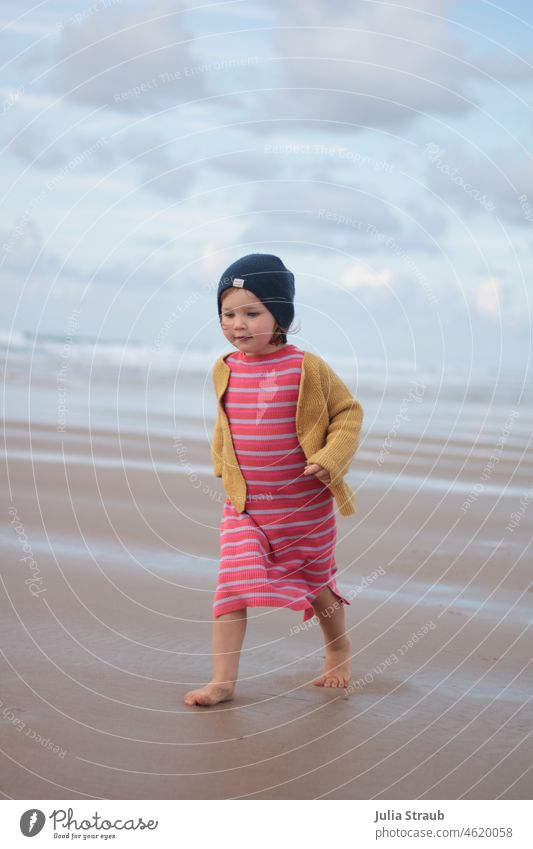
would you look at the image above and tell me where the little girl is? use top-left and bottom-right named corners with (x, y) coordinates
top-left (184, 253), bottom-right (363, 707)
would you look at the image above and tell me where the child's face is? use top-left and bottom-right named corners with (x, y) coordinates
top-left (220, 288), bottom-right (281, 355)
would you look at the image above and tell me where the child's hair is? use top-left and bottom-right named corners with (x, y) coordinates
top-left (220, 288), bottom-right (292, 345)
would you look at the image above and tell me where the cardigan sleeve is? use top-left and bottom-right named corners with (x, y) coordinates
top-left (211, 409), bottom-right (223, 477)
top-left (210, 364), bottom-right (224, 477)
top-left (306, 358), bottom-right (364, 485)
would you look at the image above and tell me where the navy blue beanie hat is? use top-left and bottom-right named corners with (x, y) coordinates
top-left (217, 253), bottom-right (295, 332)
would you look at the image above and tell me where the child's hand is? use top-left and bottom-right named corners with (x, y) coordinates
top-left (303, 463), bottom-right (331, 485)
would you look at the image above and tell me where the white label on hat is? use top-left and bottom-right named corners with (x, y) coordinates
top-left (232, 278), bottom-right (245, 287)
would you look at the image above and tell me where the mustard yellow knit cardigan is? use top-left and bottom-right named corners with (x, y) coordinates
top-left (210, 349), bottom-right (364, 516)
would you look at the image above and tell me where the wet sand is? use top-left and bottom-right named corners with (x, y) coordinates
top-left (1, 417), bottom-right (531, 799)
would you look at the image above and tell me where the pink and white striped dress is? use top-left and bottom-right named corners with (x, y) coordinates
top-left (214, 343), bottom-right (350, 622)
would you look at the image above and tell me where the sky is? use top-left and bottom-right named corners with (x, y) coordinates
top-left (1, 0), bottom-right (532, 378)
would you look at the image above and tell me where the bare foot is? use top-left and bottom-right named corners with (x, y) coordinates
top-left (183, 681), bottom-right (235, 706)
top-left (313, 636), bottom-right (352, 688)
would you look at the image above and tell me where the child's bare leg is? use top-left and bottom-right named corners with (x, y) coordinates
top-left (184, 607), bottom-right (247, 706)
top-left (310, 586), bottom-right (352, 688)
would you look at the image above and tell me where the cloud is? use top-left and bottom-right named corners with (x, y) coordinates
top-left (0, 217), bottom-right (91, 304)
top-left (3, 116), bottom-right (195, 200)
top-left (246, 0), bottom-right (533, 132)
top-left (48, 0), bottom-right (207, 113)
top-left (118, 128), bottom-right (196, 198)
top-left (239, 178), bottom-right (439, 255)
top-left (471, 273), bottom-right (529, 326)
top-left (3, 115), bottom-right (116, 172)
top-left (423, 140), bottom-right (533, 226)
top-left (1, 218), bottom-right (60, 279)
top-left (340, 260), bottom-right (394, 293)
top-left (474, 276), bottom-right (501, 316)
top-left (209, 149), bottom-right (280, 179)
top-left (0, 217), bottom-right (179, 298)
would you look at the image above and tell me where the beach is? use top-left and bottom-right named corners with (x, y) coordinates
top-left (1, 335), bottom-right (532, 799)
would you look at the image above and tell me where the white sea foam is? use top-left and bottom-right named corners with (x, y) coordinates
top-left (1, 327), bottom-right (530, 387)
